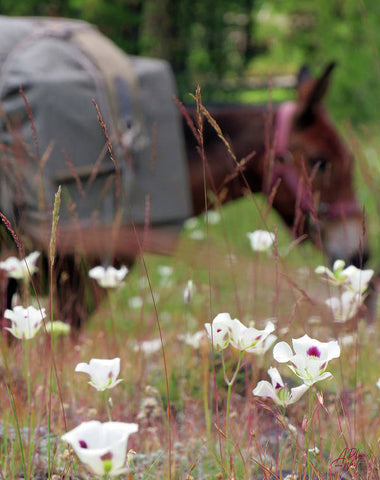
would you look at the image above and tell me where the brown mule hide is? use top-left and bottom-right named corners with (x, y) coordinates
top-left (0, 63), bottom-right (368, 330)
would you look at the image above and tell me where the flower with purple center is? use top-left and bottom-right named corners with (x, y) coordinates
top-left (4, 305), bottom-right (46, 340)
top-left (75, 358), bottom-right (123, 391)
top-left (61, 421), bottom-right (138, 477)
top-left (273, 334), bottom-right (340, 386)
top-left (204, 312), bottom-right (233, 351)
top-left (229, 318), bottom-right (276, 353)
top-left (253, 366), bottom-right (309, 407)
top-left (205, 313), bottom-right (276, 353)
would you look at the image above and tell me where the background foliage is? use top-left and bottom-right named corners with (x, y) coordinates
top-left (1, 0), bottom-right (380, 122)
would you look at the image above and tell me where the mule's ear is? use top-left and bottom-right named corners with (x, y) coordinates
top-left (297, 64), bottom-right (312, 88)
top-left (307, 62), bottom-right (336, 106)
top-left (296, 62), bottom-right (336, 127)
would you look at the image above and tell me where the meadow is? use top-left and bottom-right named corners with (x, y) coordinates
top-left (1, 119), bottom-right (380, 480)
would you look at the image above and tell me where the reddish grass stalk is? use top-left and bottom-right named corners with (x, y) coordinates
top-left (92, 100), bottom-right (175, 478)
top-left (19, 86), bottom-right (40, 161)
top-left (192, 86), bottom-right (224, 468)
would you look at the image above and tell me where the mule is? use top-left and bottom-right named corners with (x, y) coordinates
top-left (185, 62), bottom-right (367, 267)
top-left (0, 62), bottom-right (368, 328)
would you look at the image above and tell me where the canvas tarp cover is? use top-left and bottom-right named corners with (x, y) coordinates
top-left (0, 16), bottom-right (192, 233)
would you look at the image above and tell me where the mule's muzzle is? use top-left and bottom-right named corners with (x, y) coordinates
top-left (321, 215), bottom-right (369, 268)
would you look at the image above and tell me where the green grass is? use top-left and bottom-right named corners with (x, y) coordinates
top-left (1, 126), bottom-right (380, 478)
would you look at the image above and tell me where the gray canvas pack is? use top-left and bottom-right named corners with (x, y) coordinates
top-left (0, 16), bottom-right (192, 236)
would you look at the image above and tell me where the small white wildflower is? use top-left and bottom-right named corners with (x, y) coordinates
top-left (134, 339), bottom-right (162, 355)
top-left (247, 230), bottom-right (275, 252)
top-left (189, 230), bottom-right (205, 240)
top-left (204, 210), bottom-right (221, 225)
top-left (183, 280), bottom-right (195, 304)
top-left (0, 251), bottom-right (40, 281)
top-left (129, 296), bottom-right (143, 309)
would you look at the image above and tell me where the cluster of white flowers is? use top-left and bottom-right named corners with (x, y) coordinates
top-left (205, 312), bottom-right (341, 408)
top-left (315, 259), bottom-right (374, 323)
top-left (0, 252), bottom-right (47, 341)
top-left (1, 242), bottom-right (370, 476)
top-left (0, 252), bottom-right (136, 477)
top-left (204, 312), bottom-right (276, 353)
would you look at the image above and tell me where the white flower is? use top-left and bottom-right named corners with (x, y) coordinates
top-left (178, 330), bottom-right (207, 349)
top-left (205, 313), bottom-right (276, 353)
top-left (341, 265), bottom-right (374, 294)
top-left (315, 259), bottom-right (347, 285)
top-left (250, 333), bottom-right (277, 355)
top-left (189, 229), bottom-right (205, 240)
top-left (229, 318), bottom-right (276, 353)
top-left (4, 305), bottom-right (46, 340)
top-left (128, 296), bottom-right (143, 309)
top-left (376, 378), bottom-right (380, 390)
top-left (45, 321), bottom-right (71, 337)
top-left (315, 260), bottom-right (373, 293)
top-left (157, 265), bottom-right (173, 278)
top-left (183, 217), bottom-right (199, 230)
top-left (134, 339), bottom-right (162, 355)
top-left (325, 290), bottom-right (362, 323)
top-left (253, 367), bottom-right (309, 407)
top-left (61, 421), bottom-right (138, 477)
top-left (204, 313), bottom-right (233, 351)
top-left (0, 251), bottom-right (40, 281)
top-left (75, 358), bottom-right (123, 391)
top-left (309, 446), bottom-right (320, 455)
top-left (339, 334), bottom-right (355, 347)
top-left (247, 230), bottom-right (275, 252)
top-left (183, 280), bottom-right (195, 304)
top-left (204, 210), bottom-right (221, 225)
top-left (273, 334), bottom-right (340, 386)
top-left (88, 265), bottom-right (128, 288)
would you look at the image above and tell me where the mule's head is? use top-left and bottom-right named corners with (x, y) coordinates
top-left (271, 63), bottom-right (368, 266)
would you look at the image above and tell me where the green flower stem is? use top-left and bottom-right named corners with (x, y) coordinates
top-left (201, 346), bottom-right (211, 438)
top-left (106, 290), bottom-right (118, 351)
top-left (305, 387), bottom-right (313, 479)
top-left (221, 350), bottom-right (244, 467)
top-left (23, 338), bottom-right (32, 410)
top-left (6, 384), bottom-right (27, 480)
top-left (103, 391), bottom-right (113, 421)
top-left (24, 338), bottom-right (34, 478)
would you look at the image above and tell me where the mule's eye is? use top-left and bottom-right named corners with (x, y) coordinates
top-left (309, 156), bottom-right (327, 173)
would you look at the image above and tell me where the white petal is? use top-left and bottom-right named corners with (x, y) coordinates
top-left (252, 381), bottom-right (279, 403)
top-left (88, 266), bottom-right (105, 280)
top-left (267, 366), bottom-right (284, 388)
top-left (333, 259), bottom-right (345, 271)
top-left (75, 362), bottom-right (91, 374)
top-left (326, 340), bottom-right (341, 360)
top-left (25, 251), bottom-right (40, 266)
top-left (273, 341), bottom-right (293, 363)
top-left (289, 384), bottom-right (309, 404)
top-left (61, 421), bottom-right (138, 476)
top-left (292, 334), bottom-right (314, 356)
